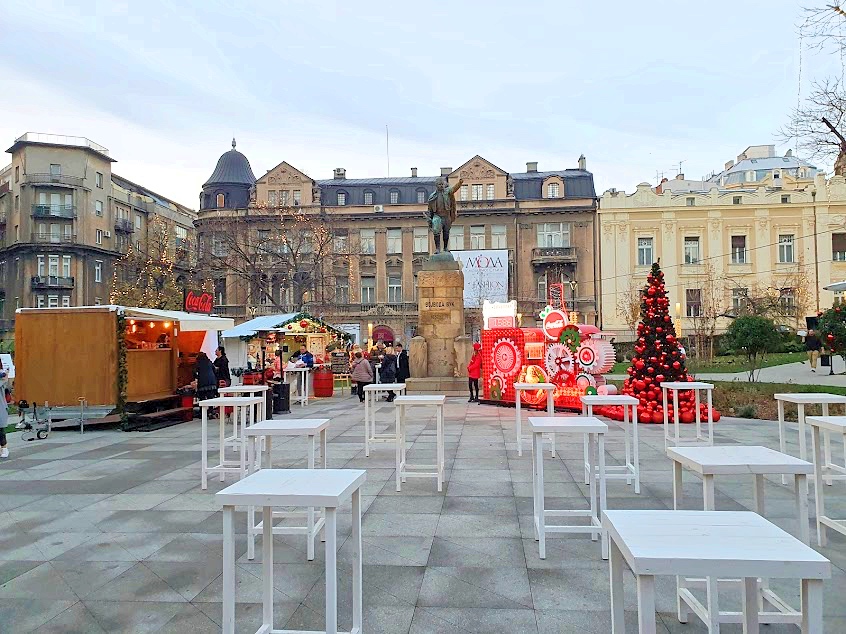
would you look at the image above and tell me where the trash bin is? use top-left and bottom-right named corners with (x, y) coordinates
top-left (265, 385), bottom-right (274, 419)
top-left (273, 382), bottom-right (290, 414)
top-left (822, 354), bottom-right (831, 368)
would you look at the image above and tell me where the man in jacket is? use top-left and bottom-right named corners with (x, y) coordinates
top-left (395, 343), bottom-right (410, 382)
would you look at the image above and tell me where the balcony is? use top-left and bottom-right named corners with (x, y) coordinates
top-left (32, 204), bottom-right (76, 218)
top-left (115, 218), bottom-right (134, 233)
top-left (23, 173), bottom-right (85, 188)
top-left (309, 302), bottom-right (419, 317)
top-left (15, 132), bottom-right (110, 155)
top-left (531, 246), bottom-right (577, 267)
top-left (31, 275), bottom-right (75, 290)
top-left (518, 297), bottom-right (598, 318)
top-left (31, 232), bottom-right (77, 244)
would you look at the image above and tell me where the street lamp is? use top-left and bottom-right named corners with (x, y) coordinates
top-left (367, 322), bottom-right (374, 351)
top-left (675, 302), bottom-right (682, 337)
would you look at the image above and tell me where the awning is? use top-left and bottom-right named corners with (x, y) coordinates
top-left (222, 313), bottom-right (298, 339)
top-left (824, 281), bottom-right (846, 292)
top-left (120, 307), bottom-right (234, 332)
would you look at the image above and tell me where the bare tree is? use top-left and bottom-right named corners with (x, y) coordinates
top-left (725, 261), bottom-right (814, 330)
top-left (780, 77), bottom-right (846, 172)
top-left (687, 264), bottom-right (721, 361)
top-left (616, 276), bottom-right (643, 342)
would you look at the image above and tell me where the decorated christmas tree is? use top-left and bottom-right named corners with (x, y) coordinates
top-left (619, 261), bottom-right (719, 424)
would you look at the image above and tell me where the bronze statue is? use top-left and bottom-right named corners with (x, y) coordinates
top-left (425, 177), bottom-right (463, 253)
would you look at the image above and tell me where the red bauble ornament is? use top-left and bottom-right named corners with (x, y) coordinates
top-left (672, 361), bottom-right (681, 370)
top-left (656, 327), bottom-right (663, 334)
top-left (647, 367), bottom-right (655, 374)
top-left (300, 320), bottom-right (309, 328)
top-left (646, 390), bottom-right (656, 401)
top-left (712, 409), bottom-right (721, 422)
top-left (828, 334), bottom-right (835, 341)
top-left (680, 411), bottom-right (695, 424)
top-left (635, 360), bottom-right (645, 370)
top-left (656, 374), bottom-right (665, 383)
top-left (634, 380), bottom-right (645, 391)
top-left (647, 287), bottom-right (656, 296)
top-left (650, 411), bottom-right (663, 424)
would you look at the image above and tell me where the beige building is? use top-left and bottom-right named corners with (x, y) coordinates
top-left (599, 145), bottom-right (846, 340)
top-left (0, 133), bottom-right (197, 340)
top-left (197, 145), bottom-right (600, 344)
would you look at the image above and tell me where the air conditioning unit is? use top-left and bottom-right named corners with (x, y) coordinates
top-left (374, 205), bottom-right (384, 213)
top-left (104, 230), bottom-right (111, 238)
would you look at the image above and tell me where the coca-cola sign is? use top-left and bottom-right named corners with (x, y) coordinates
top-left (542, 309), bottom-right (568, 341)
top-left (184, 290), bottom-right (214, 314)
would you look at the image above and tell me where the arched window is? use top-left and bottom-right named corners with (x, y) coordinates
top-left (363, 190), bottom-right (375, 205)
top-left (390, 189), bottom-right (400, 204)
top-left (216, 193), bottom-right (225, 208)
top-left (547, 183), bottom-right (560, 198)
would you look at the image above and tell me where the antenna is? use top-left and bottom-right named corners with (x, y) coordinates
top-left (386, 125), bottom-right (390, 177)
top-left (677, 160), bottom-right (686, 176)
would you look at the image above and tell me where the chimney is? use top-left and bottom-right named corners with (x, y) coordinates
top-left (411, 167), bottom-right (418, 177)
top-left (526, 161), bottom-right (538, 173)
top-left (724, 160), bottom-right (734, 170)
top-left (656, 177), bottom-right (669, 194)
top-left (676, 173), bottom-right (685, 180)
top-left (578, 154), bottom-right (586, 171)
top-left (737, 153), bottom-right (747, 163)
top-left (440, 167), bottom-right (452, 177)
top-left (333, 168), bottom-right (346, 179)
top-left (785, 149), bottom-right (793, 157)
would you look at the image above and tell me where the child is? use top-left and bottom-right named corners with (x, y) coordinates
top-left (467, 342), bottom-right (482, 403)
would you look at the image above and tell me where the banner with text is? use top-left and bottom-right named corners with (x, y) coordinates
top-left (454, 249), bottom-right (509, 308)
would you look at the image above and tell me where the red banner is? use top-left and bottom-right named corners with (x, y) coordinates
top-left (184, 290), bottom-right (214, 314)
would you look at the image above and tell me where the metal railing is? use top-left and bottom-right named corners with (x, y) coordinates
top-left (31, 275), bottom-right (74, 289)
top-left (115, 218), bottom-right (134, 233)
top-left (31, 232), bottom-right (76, 244)
top-left (23, 173), bottom-right (85, 187)
top-left (15, 132), bottom-right (110, 154)
top-left (0, 319), bottom-right (14, 332)
top-left (531, 246), bottom-right (577, 261)
top-left (32, 204), bottom-right (76, 218)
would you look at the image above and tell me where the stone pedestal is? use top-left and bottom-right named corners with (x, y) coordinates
top-left (417, 259), bottom-right (465, 377)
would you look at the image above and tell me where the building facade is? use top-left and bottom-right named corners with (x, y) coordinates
top-left (0, 133), bottom-right (197, 339)
top-left (196, 145), bottom-right (599, 345)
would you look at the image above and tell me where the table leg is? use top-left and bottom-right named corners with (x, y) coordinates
top-left (753, 473), bottom-right (765, 516)
top-left (364, 389), bottom-right (370, 457)
top-left (239, 413), bottom-right (247, 480)
top-left (548, 390), bottom-right (556, 458)
top-left (222, 505), bottom-right (235, 634)
top-left (325, 507), bottom-right (338, 634)
top-left (695, 388), bottom-right (701, 441)
top-left (201, 407), bottom-right (208, 490)
top-left (636, 574), bottom-right (657, 634)
top-left (219, 406), bottom-right (226, 482)
top-left (400, 405), bottom-right (407, 482)
top-left (535, 431), bottom-right (546, 559)
top-left (801, 578), bottom-right (824, 634)
top-left (308, 434), bottom-right (316, 561)
top-left (598, 432), bottom-right (608, 560)
top-left (796, 474), bottom-right (810, 545)
top-left (609, 539), bottom-right (626, 634)
top-left (672, 460), bottom-right (683, 510)
top-left (589, 433), bottom-right (597, 544)
top-left (673, 390), bottom-right (680, 447)
top-left (812, 425), bottom-right (827, 547)
top-left (516, 392), bottom-right (523, 457)
top-left (778, 399), bottom-right (787, 484)
top-left (352, 489), bottom-right (362, 633)
top-left (262, 505), bottom-right (273, 630)
top-left (663, 388), bottom-right (669, 449)
top-left (531, 428), bottom-right (539, 542)
top-left (823, 403), bottom-right (833, 486)
top-left (623, 403), bottom-right (632, 485)
top-left (632, 405), bottom-right (641, 494)
top-left (437, 405), bottom-right (444, 492)
top-left (798, 404), bottom-right (808, 463)
top-left (742, 577), bottom-right (759, 633)
top-left (584, 404), bottom-right (591, 485)
top-left (395, 405), bottom-right (402, 492)
top-left (321, 428), bottom-right (328, 468)
top-left (703, 474), bottom-right (716, 511)
top-left (706, 388), bottom-right (714, 445)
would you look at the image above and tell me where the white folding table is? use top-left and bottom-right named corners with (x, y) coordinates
top-left (775, 393), bottom-right (846, 485)
top-left (581, 394), bottom-right (640, 493)
top-left (667, 445), bottom-right (814, 628)
top-left (805, 415), bottom-right (846, 547)
top-left (284, 367), bottom-right (311, 407)
top-left (243, 418), bottom-right (330, 561)
top-left (218, 384), bottom-right (270, 397)
top-left (660, 381), bottom-right (714, 448)
top-left (363, 382), bottom-right (407, 457)
top-left (217, 469), bottom-right (366, 634)
top-left (528, 415), bottom-right (608, 560)
top-left (199, 396), bottom-right (265, 489)
top-left (394, 395), bottom-right (445, 492)
top-left (513, 382), bottom-right (556, 457)
top-left (603, 510), bottom-right (830, 634)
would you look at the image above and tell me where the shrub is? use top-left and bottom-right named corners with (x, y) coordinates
top-left (735, 403), bottom-right (757, 419)
top-left (723, 316), bottom-right (781, 382)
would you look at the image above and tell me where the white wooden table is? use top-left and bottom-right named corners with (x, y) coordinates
top-left (199, 396), bottom-right (265, 490)
top-left (528, 416), bottom-right (608, 560)
top-left (805, 415), bottom-right (846, 547)
top-left (667, 445), bottom-right (814, 628)
top-left (581, 394), bottom-right (640, 493)
top-left (513, 382), bottom-right (556, 457)
top-left (217, 469), bottom-right (366, 634)
top-left (219, 384), bottom-right (270, 396)
top-left (660, 381), bottom-right (714, 448)
top-left (363, 382), bottom-right (407, 457)
top-left (603, 510), bottom-right (830, 634)
top-left (284, 367), bottom-right (311, 407)
top-left (243, 418), bottom-right (330, 561)
top-left (775, 393), bottom-right (846, 485)
top-left (394, 395), bottom-right (445, 492)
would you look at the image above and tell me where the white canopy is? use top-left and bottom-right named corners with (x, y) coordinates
top-left (221, 313), bottom-right (299, 339)
top-left (16, 305), bottom-right (234, 332)
top-left (824, 281), bottom-right (846, 292)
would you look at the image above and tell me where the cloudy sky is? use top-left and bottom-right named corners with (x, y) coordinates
top-left (1, 1), bottom-right (842, 207)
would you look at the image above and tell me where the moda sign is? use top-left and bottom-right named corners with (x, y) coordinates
top-left (454, 249), bottom-right (509, 307)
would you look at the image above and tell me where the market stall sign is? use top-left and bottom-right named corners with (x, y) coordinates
top-left (184, 290), bottom-right (214, 314)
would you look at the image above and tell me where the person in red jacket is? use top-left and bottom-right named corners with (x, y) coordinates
top-left (467, 342), bottom-right (482, 403)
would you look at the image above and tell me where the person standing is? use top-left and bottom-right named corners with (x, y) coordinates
top-left (395, 343), bottom-right (410, 383)
top-left (350, 352), bottom-right (374, 403)
top-left (0, 370), bottom-right (8, 458)
top-left (194, 352), bottom-right (218, 401)
top-left (467, 342), bottom-right (482, 402)
top-left (379, 347), bottom-right (398, 402)
top-left (214, 346), bottom-right (231, 387)
top-left (805, 329), bottom-right (822, 372)
top-left (294, 344), bottom-right (314, 397)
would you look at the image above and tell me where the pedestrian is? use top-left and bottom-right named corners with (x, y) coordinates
top-left (467, 342), bottom-right (482, 402)
top-left (395, 343), bottom-right (410, 382)
top-left (0, 371), bottom-right (8, 458)
top-left (350, 352), bottom-right (374, 403)
top-left (805, 328), bottom-right (822, 372)
top-left (194, 352), bottom-right (218, 401)
top-left (379, 347), bottom-right (398, 402)
top-left (214, 346), bottom-right (231, 387)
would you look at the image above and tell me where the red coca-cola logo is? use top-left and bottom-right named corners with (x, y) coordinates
top-left (184, 291), bottom-right (214, 314)
top-left (542, 310), bottom-right (568, 341)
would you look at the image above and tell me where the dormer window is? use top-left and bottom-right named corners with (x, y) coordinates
top-left (547, 183), bottom-right (560, 198)
top-left (337, 192), bottom-right (347, 206)
top-left (773, 171), bottom-right (781, 179)
top-left (364, 191), bottom-right (374, 205)
top-left (216, 193), bottom-right (225, 208)
top-left (390, 190), bottom-right (400, 204)
top-left (745, 171), bottom-right (755, 182)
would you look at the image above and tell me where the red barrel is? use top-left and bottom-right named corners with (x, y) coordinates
top-left (181, 395), bottom-right (194, 422)
top-left (312, 367), bottom-right (334, 397)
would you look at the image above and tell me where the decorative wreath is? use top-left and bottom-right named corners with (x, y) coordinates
top-left (560, 324), bottom-right (581, 352)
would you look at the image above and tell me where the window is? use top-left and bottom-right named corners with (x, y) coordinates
top-left (536, 222), bottom-right (571, 248)
top-left (470, 225), bottom-right (486, 249)
top-left (685, 288), bottom-right (702, 317)
top-left (95, 260), bottom-right (103, 283)
top-left (781, 195), bottom-right (791, 204)
top-left (547, 183), bottom-right (560, 198)
top-left (36, 295), bottom-right (45, 309)
top-left (257, 229), bottom-right (271, 244)
top-left (37, 255), bottom-right (45, 276)
top-left (390, 190), bottom-right (399, 204)
top-left (292, 190), bottom-right (301, 205)
top-left (413, 227), bottom-right (428, 252)
top-left (778, 234), bottom-right (795, 263)
top-left (732, 288), bottom-right (748, 313)
top-left (491, 225), bottom-right (507, 249)
top-left (471, 184), bottom-right (483, 200)
top-left (460, 185), bottom-right (469, 201)
top-left (773, 171), bottom-right (781, 180)
top-left (333, 230), bottom-right (348, 253)
top-left (14, 166), bottom-right (19, 182)
top-left (96, 172), bottom-right (103, 188)
top-left (730, 235), bottom-right (747, 264)
top-left (537, 272), bottom-right (548, 301)
top-left (281, 190), bottom-right (289, 206)
top-left (833, 234), bottom-right (846, 261)
top-left (136, 240), bottom-right (142, 252)
top-left (175, 225), bottom-right (188, 245)
top-left (683, 237), bottom-right (700, 264)
top-left (486, 184), bottom-right (495, 200)
top-left (48, 256), bottom-right (59, 276)
top-left (360, 276), bottom-right (376, 305)
top-left (387, 274), bottom-right (402, 304)
top-left (360, 229), bottom-right (375, 254)
top-left (62, 255), bottom-right (71, 278)
top-left (61, 296), bottom-right (70, 308)
top-left (364, 191), bottom-right (374, 205)
top-left (49, 164), bottom-right (61, 176)
top-left (216, 193), bottom-right (225, 208)
top-left (335, 276), bottom-right (349, 304)
top-left (637, 237), bottom-right (654, 266)
top-left (733, 196), bottom-right (742, 205)
top-left (417, 190), bottom-right (427, 204)
top-left (47, 295), bottom-right (59, 308)
top-left (95, 201), bottom-right (103, 216)
top-left (96, 229), bottom-right (103, 245)
top-left (268, 190), bottom-right (278, 206)
top-left (214, 278), bottom-right (227, 305)
top-left (337, 192), bottom-right (346, 206)
top-left (135, 213), bottom-right (142, 229)
top-left (14, 195), bottom-right (19, 213)
top-left (780, 288), bottom-right (796, 315)
top-left (745, 171), bottom-right (755, 182)
top-left (94, 297), bottom-right (102, 306)
top-left (387, 229), bottom-right (402, 254)
top-left (685, 197), bottom-right (695, 206)
top-left (448, 225), bottom-right (464, 251)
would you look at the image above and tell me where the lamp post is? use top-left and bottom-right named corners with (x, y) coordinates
top-left (675, 302), bottom-right (683, 337)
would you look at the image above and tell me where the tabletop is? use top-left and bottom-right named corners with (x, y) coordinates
top-left (198, 396), bottom-right (265, 407)
top-left (244, 418), bottom-right (330, 436)
top-left (394, 395), bottom-right (447, 405)
top-left (581, 394), bottom-right (639, 405)
top-left (363, 383), bottom-right (407, 391)
top-left (602, 510), bottom-right (830, 579)
top-left (218, 385), bottom-right (269, 394)
top-left (661, 381), bottom-right (714, 390)
top-left (514, 382), bottom-right (556, 390)
top-left (774, 393), bottom-right (846, 404)
top-left (216, 468), bottom-right (366, 507)
top-left (528, 415), bottom-right (607, 434)
top-left (666, 445), bottom-right (813, 475)
top-left (284, 367), bottom-right (310, 372)
top-left (805, 415), bottom-right (846, 433)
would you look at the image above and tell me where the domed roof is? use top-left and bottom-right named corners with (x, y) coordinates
top-left (203, 138), bottom-right (256, 187)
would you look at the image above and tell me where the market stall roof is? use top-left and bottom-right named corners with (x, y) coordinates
top-left (824, 281), bottom-right (846, 292)
top-left (16, 305), bottom-right (234, 332)
top-left (221, 313), bottom-right (298, 339)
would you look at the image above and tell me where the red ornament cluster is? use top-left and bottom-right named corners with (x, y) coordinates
top-left (596, 262), bottom-right (720, 424)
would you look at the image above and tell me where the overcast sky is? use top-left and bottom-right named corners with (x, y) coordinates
top-left (1, 1), bottom-right (842, 207)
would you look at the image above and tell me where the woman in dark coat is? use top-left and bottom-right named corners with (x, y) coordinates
top-left (379, 348), bottom-right (398, 402)
top-left (214, 346), bottom-right (231, 387)
top-left (194, 352), bottom-right (218, 401)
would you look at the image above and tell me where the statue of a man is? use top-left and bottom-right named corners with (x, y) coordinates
top-left (425, 177), bottom-right (463, 253)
